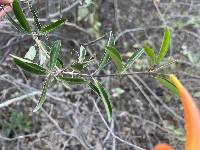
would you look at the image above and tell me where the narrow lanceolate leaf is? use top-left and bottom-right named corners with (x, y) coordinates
top-left (88, 82), bottom-right (100, 95)
top-left (78, 45), bottom-right (87, 63)
top-left (97, 31), bottom-right (115, 72)
top-left (5, 12), bottom-right (25, 33)
top-left (156, 27), bottom-right (171, 64)
top-left (58, 76), bottom-right (88, 85)
top-left (12, 0), bottom-right (32, 33)
top-left (49, 40), bottom-right (61, 70)
top-left (123, 48), bottom-right (144, 72)
top-left (38, 40), bottom-right (64, 68)
top-left (105, 46), bottom-right (123, 73)
top-left (71, 62), bottom-right (88, 72)
top-left (97, 52), bottom-right (110, 72)
top-left (30, 6), bottom-right (41, 30)
top-left (144, 45), bottom-right (155, 64)
top-left (33, 78), bottom-right (50, 112)
top-left (89, 79), bottom-right (112, 122)
top-left (10, 55), bottom-right (47, 75)
top-left (39, 50), bottom-right (46, 65)
top-left (24, 46), bottom-right (36, 60)
top-left (40, 18), bottom-right (67, 34)
top-left (56, 58), bottom-right (64, 68)
top-left (156, 76), bottom-right (178, 96)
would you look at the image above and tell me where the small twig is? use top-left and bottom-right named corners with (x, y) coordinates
top-left (113, 0), bottom-right (121, 31)
top-left (0, 91), bottom-right (40, 109)
top-left (103, 119), bottom-right (115, 144)
top-left (0, 132), bottom-right (42, 141)
top-left (82, 33), bottom-right (107, 47)
top-left (149, 59), bottom-right (178, 73)
top-left (49, 0), bottom-right (83, 18)
top-left (91, 98), bottom-right (146, 150)
top-left (152, 0), bottom-right (166, 25)
top-left (0, 36), bottom-right (31, 52)
top-left (128, 76), bottom-right (163, 122)
top-left (115, 25), bottom-right (164, 41)
top-left (134, 74), bottom-right (183, 121)
top-left (0, 37), bottom-right (17, 63)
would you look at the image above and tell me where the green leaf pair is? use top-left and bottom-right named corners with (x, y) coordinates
top-left (32, 41), bottom-right (61, 112)
top-left (38, 41), bottom-right (64, 68)
top-left (105, 46), bottom-right (145, 73)
top-left (98, 31), bottom-right (144, 73)
top-left (9, 0), bottom-right (67, 35)
top-left (144, 27), bottom-right (171, 65)
top-left (11, 40), bottom-right (62, 112)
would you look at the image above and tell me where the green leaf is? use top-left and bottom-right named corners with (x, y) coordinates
top-left (82, 0), bottom-right (93, 7)
top-left (96, 31), bottom-right (116, 72)
top-left (78, 45), bottom-right (87, 63)
top-left (97, 52), bottom-right (109, 72)
top-left (88, 82), bottom-right (100, 95)
top-left (24, 46), bottom-right (36, 60)
top-left (112, 88), bottom-right (125, 96)
top-left (39, 50), bottom-right (46, 65)
top-left (78, 6), bottom-right (89, 21)
top-left (40, 18), bottom-right (67, 34)
top-left (30, 5), bottom-right (41, 30)
top-left (33, 78), bottom-right (50, 112)
top-left (5, 12), bottom-right (25, 33)
top-left (38, 40), bottom-right (64, 68)
top-left (156, 27), bottom-right (171, 64)
top-left (194, 92), bottom-right (200, 98)
top-left (56, 58), bottom-right (64, 68)
top-left (188, 53), bottom-right (199, 64)
top-left (144, 44), bottom-right (155, 64)
top-left (156, 77), bottom-right (178, 96)
top-left (10, 55), bottom-right (47, 75)
top-left (58, 76), bottom-right (88, 85)
top-left (38, 40), bottom-right (51, 52)
top-left (12, 0), bottom-right (32, 33)
top-left (49, 40), bottom-right (61, 70)
top-left (71, 62), bottom-right (88, 72)
top-left (97, 31), bottom-right (115, 72)
top-left (105, 46), bottom-right (123, 73)
top-left (187, 51), bottom-right (199, 64)
top-left (90, 79), bottom-right (112, 122)
top-left (123, 48), bottom-right (144, 72)
top-left (107, 31), bottom-right (115, 46)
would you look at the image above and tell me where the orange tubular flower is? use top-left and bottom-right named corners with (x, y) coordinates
top-left (153, 74), bottom-right (200, 150)
top-left (153, 143), bottom-right (174, 150)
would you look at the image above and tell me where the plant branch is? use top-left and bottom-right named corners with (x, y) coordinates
top-left (62, 71), bottom-right (169, 78)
